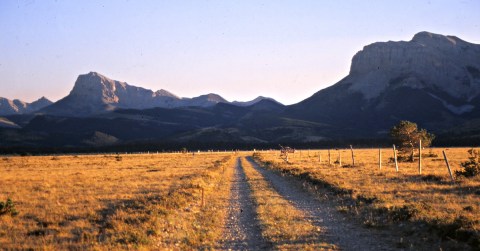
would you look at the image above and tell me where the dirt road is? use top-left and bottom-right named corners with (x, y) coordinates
top-left (220, 156), bottom-right (400, 250)
top-left (245, 156), bottom-right (400, 250)
top-left (219, 158), bottom-right (270, 250)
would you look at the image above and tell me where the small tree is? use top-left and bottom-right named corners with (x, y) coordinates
top-left (390, 121), bottom-right (435, 161)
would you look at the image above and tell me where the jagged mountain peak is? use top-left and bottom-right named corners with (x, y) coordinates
top-left (411, 31), bottom-right (465, 46)
top-left (32, 96), bottom-right (52, 104)
top-left (250, 96), bottom-right (268, 102)
top-left (247, 98), bottom-right (285, 112)
top-left (70, 71), bottom-right (126, 101)
top-left (86, 71), bottom-right (103, 76)
top-left (76, 71), bottom-right (118, 87)
top-left (47, 72), bottom-right (166, 114)
top-left (181, 93), bottom-right (228, 107)
top-left (252, 96), bottom-right (283, 105)
top-left (231, 96), bottom-right (283, 107)
top-left (83, 71), bottom-right (113, 80)
top-left (203, 93), bottom-right (227, 102)
top-left (0, 96), bottom-right (53, 115)
top-left (37, 96), bottom-right (50, 101)
top-left (29, 96), bottom-right (53, 112)
top-left (155, 89), bottom-right (179, 99)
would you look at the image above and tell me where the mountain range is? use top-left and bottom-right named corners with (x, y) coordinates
top-left (1, 72), bottom-right (280, 117)
top-left (1, 31), bottom-right (479, 149)
top-left (0, 97), bottom-right (52, 116)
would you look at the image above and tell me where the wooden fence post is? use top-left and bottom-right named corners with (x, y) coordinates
top-left (393, 145), bottom-right (399, 172)
top-left (418, 140), bottom-right (422, 175)
top-left (379, 148), bottom-right (382, 170)
top-left (338, 150), bottom-right (342, 167)
top-left (350, 145), bottom-right (355, 167)
top-left (442, 150), bottom-right (455, 182)
top-left (328, 150), bottom-right (331, 165)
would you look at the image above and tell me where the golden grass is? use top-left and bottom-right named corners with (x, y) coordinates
top-left (241, 157), bottom-right (337, 250)
top-left (253, 148), bottom-right (480, 248)
top-left (0, 152), bottom-right (234, 250)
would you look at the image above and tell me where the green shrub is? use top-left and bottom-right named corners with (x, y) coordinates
top-left (455, 149), bottom-right (480, 178)
top-left (0, 198), bottom-right (18, 217)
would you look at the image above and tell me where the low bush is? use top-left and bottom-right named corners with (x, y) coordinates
top-left (0, 198), bottom-right (18, 217)
top-left (455, 149), bottom-right (480, 178)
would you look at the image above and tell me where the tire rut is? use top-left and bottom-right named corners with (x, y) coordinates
top-left (246, 156), bottom-right (399, 251)
top-left (219, 157), bottom-right (269, 250)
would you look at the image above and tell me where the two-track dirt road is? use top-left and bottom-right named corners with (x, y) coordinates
top-left (220, 156), bottom-right (401, 250)
top-left (219, 158), bottom-right (271, 250)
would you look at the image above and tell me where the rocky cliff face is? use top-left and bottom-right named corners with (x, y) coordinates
top-left (68, 72), bottom-right (179, 110)
top-left (0, 96), bottom-right (53, 115)
top-left (43, 72), bottom-right (211, 115)
top-left (348, 31), bottom-right (480, 101)
top-left (286, 31), bottom-right (480, 137)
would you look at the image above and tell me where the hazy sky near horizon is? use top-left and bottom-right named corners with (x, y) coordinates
top-left (1, 1), bottom-right (479, 104)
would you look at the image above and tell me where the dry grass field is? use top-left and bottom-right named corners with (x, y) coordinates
top-left (253, 147), bottom-right (480, 249)
top-left (1, 147), bottom-right (479, 250)
top-left (0, 152), bottom-right (234, 250)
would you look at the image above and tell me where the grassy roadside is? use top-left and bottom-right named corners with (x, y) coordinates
top-left (0, 153), bottom-right (234, 250)
top-left (154, 154), bottom-right (235, 250)
top-left (241, 156), bottom-right (337, 250)
top-left (253, 148), bottom-right (480, 250)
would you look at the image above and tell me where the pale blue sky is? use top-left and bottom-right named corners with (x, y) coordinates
top-left (1, 0), bottom-right (479, 104)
